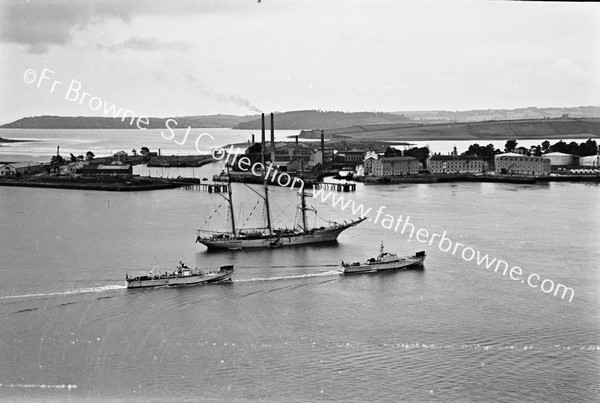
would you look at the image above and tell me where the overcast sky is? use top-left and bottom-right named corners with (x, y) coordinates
top-left (0, 0), bottom-right (598, 122)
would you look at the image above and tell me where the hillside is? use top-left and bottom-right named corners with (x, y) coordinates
top-left (391, 106), bottom-right (600, 122)
top-left (299, 118), bottom-right (600, 142)
top-left (0, 115), bottom-right (257, 129)
top-left (233, 110), bottom-right (411, 130)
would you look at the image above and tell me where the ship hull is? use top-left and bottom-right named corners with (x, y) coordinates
top-left (126, 268), bottom-right (234, 289)
top-left (342, 255), bottom-right (425, 274)
top-left (197, 218), bottom-right (366, 250)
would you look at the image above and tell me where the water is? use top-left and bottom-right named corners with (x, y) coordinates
top-left (4, 129), bottom-right (596, 164)
top-left (0, 128), bottom-right (302, 162)
top-left (1, 168), bottom-right (599, 401)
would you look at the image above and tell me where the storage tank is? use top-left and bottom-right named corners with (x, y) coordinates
top-left (543, 152), bottom-right (574, 166)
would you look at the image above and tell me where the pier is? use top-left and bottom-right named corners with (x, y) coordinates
top-left (180, 183), bottom-right (229, 192)
top-left (313, 182), bottom-right (356, 192)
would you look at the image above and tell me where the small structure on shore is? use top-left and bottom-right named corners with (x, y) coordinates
top-left (0, 161), bottom-right (45, 176)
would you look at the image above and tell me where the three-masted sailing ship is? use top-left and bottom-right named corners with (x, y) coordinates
top-left (195, 113), bottom-right (366, 250)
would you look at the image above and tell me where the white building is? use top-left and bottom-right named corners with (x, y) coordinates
top-left (494, 153), bottom-right (551, 176)
top-left (427, 155), bottom-right (488, 174)
top-left (371, 156), bottom-right (421, 176)
top-left (580, 155), bottom-right (600, 168)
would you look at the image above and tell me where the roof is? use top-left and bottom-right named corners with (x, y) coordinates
top-left (496, 152), bottom-right (525, 157)
top-left (429, 155), bottom-right (482, 161)
top-left (273, 142), bottom-right (314, 151)
top-left (495, 153), bottom-right (548, 161)
top-left (379, 156), bottom-right (418, 162)
top-left (543, 152), bottom-right (573, 157)
top-left (1, 161), bottom-right (44, 169)
top-left (97, 164), bottom-right (131, 170)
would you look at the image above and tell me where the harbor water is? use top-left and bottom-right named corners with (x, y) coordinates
top-left (0, 129), bottom-right (599, 401)
top-left (1, 176), bottom-right (599, 401)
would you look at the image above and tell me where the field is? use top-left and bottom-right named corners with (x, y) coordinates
top-left (300, 118), bottom-right (600, 142)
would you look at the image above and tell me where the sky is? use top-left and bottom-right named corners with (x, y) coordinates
top-left (0, 0), bottom-right (599, 122)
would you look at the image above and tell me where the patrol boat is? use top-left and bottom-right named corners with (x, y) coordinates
top-left (125, 261), bottom-right (234, 289)
top-left (340, 243), bottom-right (426, 274)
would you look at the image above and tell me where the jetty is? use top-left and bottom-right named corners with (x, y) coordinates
top-left (313, 182), bottom-right (356, 192)
top-left (180, 183), bottom-right (228, 192)
top-left (0, 176), bottom-right (200, 192)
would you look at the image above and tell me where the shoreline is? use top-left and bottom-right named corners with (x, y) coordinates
top-left (0, 176), bottom-right (199, 192)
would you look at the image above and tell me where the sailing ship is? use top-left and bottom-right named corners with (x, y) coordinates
top-left (340, 243), bottom-right (426, 274)
top-left (125, 261), bottom-right (234, 289)
top-left (195, 113), bottom-right (366, 250)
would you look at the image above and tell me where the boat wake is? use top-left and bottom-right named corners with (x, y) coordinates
top-left (0, 284), bottom-right (127, 300)
top-left (235, 270), bottom-right (341, 283)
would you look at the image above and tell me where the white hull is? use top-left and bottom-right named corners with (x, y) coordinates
top-left (342, 255), bottom-right (425, 274)
top-left (197, 218), bottom-right (366, 250)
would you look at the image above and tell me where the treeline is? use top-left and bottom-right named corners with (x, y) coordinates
top-left (462, 138), bottom-right (598, 160)
top-left (383, 146), bottom-right (430, 165)
top-left (384, 138), bottom-right (598, 165)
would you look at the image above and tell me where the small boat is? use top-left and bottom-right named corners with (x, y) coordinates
top-left (340, 243), bottom-right (426, 274)
top-left (125, 260), bottom-right (234, 289)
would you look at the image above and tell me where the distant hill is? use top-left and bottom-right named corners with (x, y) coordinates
top-left (233, 110), bottom-right (411, 130)
top-left (0, 115), bottom-right (257, 129)
top-left (300, 118), bottom-right (600, 142)
top-left (3, 107), bottom-right (599, 132)
top-left (391, 106), bottom-right (600, 122)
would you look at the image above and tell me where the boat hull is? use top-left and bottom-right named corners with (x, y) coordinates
top-left (197, 218), bottom-right (366, 250)
top-left (342, 255), bottom-right (425, 274)
top-left (126, 268), bottom-right (234, 289)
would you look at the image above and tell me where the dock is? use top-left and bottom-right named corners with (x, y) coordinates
top-left (180, 183), bottom-right (229, 192)
top-left (313, 182), bottom-right (356, 191)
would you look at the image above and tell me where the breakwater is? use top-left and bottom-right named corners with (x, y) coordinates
top-left (0, 176), bottom-right (199, 191)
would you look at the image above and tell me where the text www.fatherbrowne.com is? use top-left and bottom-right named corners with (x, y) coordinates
top-left (312, 187), bottom-right (575, 303)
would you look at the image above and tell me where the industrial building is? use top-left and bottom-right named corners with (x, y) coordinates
top-left (580, 155), bottom-right (600, 168)
top-left (0, 161), bottom-right (45, 176)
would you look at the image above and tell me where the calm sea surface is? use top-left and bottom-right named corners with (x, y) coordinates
top-left (0, 130), bottom-right (599, 402)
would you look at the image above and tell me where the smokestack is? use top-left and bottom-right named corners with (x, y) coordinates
top-left (270, 113), bottom-right (275, 161)
top-left (320, 129), bottom-right (325, 163)
top-left (57, 146), bottom-right (60, 156)
top-left (295, 135), bottom-right (299, 146)
top-left (261, 113), bottom-right (266, 165)
top-left (252, 134), bottom-right (255, 144)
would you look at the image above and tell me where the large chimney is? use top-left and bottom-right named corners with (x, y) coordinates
top-left (261, 113), bottom-right (266, 165)
top-left (252, 134), bottom-right (255, 144)
top-left (270, 113), bottom-right (275, 163)
top-left (320, 129), bottom-right (325, 164)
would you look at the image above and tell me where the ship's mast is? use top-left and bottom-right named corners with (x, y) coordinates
top-left (300, 188), bottom-right (308, 232)
top-left (295, 135), bottom-right (309, 232)
top-left (262, 113), bottom-right (273, 235)
top-left (226, 164), bottom-right (236, 236)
